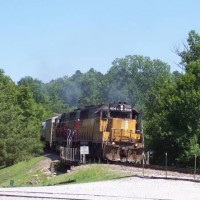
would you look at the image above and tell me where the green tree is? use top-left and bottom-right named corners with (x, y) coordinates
top-left (145, 31), bottom-right (200, 166)
top-left (176, 30), bottom-right (200, 67)
top-left (104, 55), bottom-right (170, 111)
top-left (46, 77), bottom-right (73, 113)
top-left (18, 76), bottom-right (53, 118)
top-left (0, 70), bottom-right (43, 166)
top-left (18, 76), bottom-right (48, 104)
top-left (78, 68), bottom-right (104, 107)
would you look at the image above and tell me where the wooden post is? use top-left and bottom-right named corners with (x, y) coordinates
top-left (194, 154), bottom-right (197, 180)
top-left (165, 152), bottom-right (168, 179)
top-left (142, 152), bottom-right (144, 177)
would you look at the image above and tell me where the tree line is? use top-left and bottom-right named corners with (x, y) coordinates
top-left (0, 30), bottom-right (199, 166)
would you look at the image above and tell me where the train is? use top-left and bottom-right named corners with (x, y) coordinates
top-left (41, 102), bottom-right (144, 165)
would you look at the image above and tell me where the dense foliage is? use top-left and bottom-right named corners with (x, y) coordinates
top-left (1, 30), bottom-right (199, 167)
top-left (0, 71), bottom-right (43, 166)
top-left (145, 30), bottom-right (200, 166)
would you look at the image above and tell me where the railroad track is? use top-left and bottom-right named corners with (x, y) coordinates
top-left (107, 160), bottom-right (200, 175)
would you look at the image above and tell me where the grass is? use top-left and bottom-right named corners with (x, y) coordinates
top-left (0, 156), bottom-right (127, 187)
top-left (0, 156), bottom-right (46, 187)
top-left (43, 164), bottom-right (126, 186)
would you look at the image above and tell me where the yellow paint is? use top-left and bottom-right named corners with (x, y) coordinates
top-left (99, 118), bottom-right (108, 132)
top-left (77, 117), bottom-right (141, 144)
top-left (121, 120), bottom-right (128, 130)
top-left (102, 131), bottom-right (110, 141)
top-left (108, 118), bottom-right (140, 142)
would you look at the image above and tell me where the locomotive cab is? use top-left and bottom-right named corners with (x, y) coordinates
top-left (102, 102), bottom-right (143, 163)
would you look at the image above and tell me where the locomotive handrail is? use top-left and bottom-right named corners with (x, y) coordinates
top-left (110, 128), bottom-right (137, 142)
top-left (111, 128), bottom-right (135, 133)
top-left (66, 129), bottom-right (71, 147)
top-left (103, 118), bottom-right (109, 132)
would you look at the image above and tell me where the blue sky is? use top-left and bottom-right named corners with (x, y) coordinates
top-left (0, 0), bottom-right (200, 83)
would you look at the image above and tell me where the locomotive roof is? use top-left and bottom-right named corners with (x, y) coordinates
top-left (80, 103), bottom-right (139, 113)
top-left (57, 103), bottom-right (140, 121)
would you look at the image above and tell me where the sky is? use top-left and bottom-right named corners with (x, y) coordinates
top-left (0, 0), bottom-right (200, 83)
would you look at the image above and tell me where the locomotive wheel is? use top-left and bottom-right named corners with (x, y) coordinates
top-left (126, 148), bottom-right (143, 163)
top-left (103, 145), bottom-right (120, 161)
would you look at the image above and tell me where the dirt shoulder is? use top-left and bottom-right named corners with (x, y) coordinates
top-left (33, 154), bottom-right (60, 175)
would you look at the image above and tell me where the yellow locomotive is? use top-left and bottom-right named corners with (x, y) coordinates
top-left (42, 102), bottom-right (144, 163)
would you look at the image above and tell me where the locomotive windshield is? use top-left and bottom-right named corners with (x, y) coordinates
top-left (110, 111), bottom-right (131, 119)
top-left (109, 103), bottom-right (132, 119)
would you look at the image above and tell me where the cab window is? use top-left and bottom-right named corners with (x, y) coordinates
top-left (102, 111), bottom-right (107, 120)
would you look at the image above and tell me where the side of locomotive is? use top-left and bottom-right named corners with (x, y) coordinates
top-left (41, 102), bottom-right (144, 163)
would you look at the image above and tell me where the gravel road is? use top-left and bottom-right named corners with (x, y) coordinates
top-left (0, 176), bottom-right (200, 200)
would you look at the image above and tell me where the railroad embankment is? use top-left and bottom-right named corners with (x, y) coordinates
top-left (1, 153), bottom-right (200, 187)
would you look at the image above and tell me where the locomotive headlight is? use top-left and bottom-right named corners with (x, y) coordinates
top-left (135, 143), bottom-right (138, 147)
top-left (112, 142), bottom-right (115, 145)
top-left (120, 105), bottom-right (123, 110)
